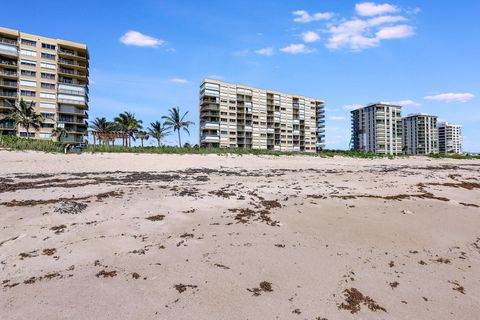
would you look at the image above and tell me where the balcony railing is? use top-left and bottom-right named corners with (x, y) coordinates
top-left (58, 58), bottom-right (87, 68)
top-left (58, 98), bottom-right (87, 106)
top-left (59, 69), bottom-right (87, 77)
top-left (0, 38), bottom-right (17, 46)
top-left (58, 48), bottom-right (87, 59)
top-left (0, 91), bottom-right (17, 97)
top-left (0, 60), bottom-right (17, 66)
top-left (58, 88), bottom-right (85, 96)
top-left (0, 70), bottom-right (17, 77)
top-left (0, 80), bottom-right (17, 88)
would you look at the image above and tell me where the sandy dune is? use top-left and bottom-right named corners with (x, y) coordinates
top-left (0, 150), bottom-right (479, 319)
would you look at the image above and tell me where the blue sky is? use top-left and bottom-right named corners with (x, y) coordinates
top-left (3, 0), bottom-right (480, 150)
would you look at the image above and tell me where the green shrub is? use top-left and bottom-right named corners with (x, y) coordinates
top-left (0, 135), bottom-right (64, 153)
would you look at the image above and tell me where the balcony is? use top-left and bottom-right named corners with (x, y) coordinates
top-left (0, 91), bottom-right (17, 98)
top-left (58, 48), bottom-right (87, 59)
top-left (201, 135), bottom-right (220, 143)
top-left (58, 106), bottom-right (88, 115)
top-left (0, 59), bottom-right (17, 67)
top-left (0, 80), bottom-right (17, 88)
top-left (200, 121), bottom-right (220, 130)
top-left (0, 69), bottom-right (17, 78)
top-left (58, 58), bottom-right (87, 68)
top-left (58, 78), bottom-right (88, 87)
top-left (58, 98), bottom-right (87, 106)
top-left (0, 122), bottom-right (16, 129)
top-left (58, 68), bottom-right (87, 78)
top-left (58, 87), bottom-right (86, 96)
top-left (60, 136), bottom-right (85, 143)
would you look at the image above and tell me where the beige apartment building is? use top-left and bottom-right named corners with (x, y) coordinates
top-left (402, 113), bottom-right (438, 155)
top-left (0, 27), bottom-right (89, 143)
top-left (438, 122), bottom-right (462, 155)
top-left (351, 103), bottom-right (403, 155)
top-left (199, 79), bottom-right (325, 152)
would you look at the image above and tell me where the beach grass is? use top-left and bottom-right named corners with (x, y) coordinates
top-left (1, 135), bottom-right (478, 159)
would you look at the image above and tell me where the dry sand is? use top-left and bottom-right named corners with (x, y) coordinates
top-left (0, 150), bottom-right (479, 320)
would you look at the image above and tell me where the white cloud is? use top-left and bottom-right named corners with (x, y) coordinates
top-left (302, 31), bottom-right (321, 43)
top-left (169, 78), bottom-right (189, 84)
top-left (424, 93), bottom-right (475, 103)
top-left (326, 16), bottom-right (414, 51)
top-left (293, 10), bottom-right (334, 23)
top-left (280, 44), bottom-right (314, 54)
top-left (368, 15), bottom-right (408, 26)
top-left (329, 116), bottom-right (347, 120)
top-left (376, 25), bottom-right (415, 39)
top-left (255, 47), bottom-right (274, 56)
top-left (343, 104), bottom-right (364, 110)
top-left (120, 31), bottom-right (165, 48)
top-left (384, 99), bottom-right (421, 106)
top-left (355, 2), bottom-right (400, 17)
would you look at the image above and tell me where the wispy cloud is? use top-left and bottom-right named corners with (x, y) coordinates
top-left (255, 47), bottom-right (274, 56)
top-left (292, 10), bottom-right (334, 23)
top-left (207, 75), bottom-right (225, 80)
top-left (424, 93), bottom-right (475, 103)
top-left (233, 49), bottom-right (249, 57)
top-left (169, 78), bottom-right (189, 84)
top-left (302, 31), bottom-right (321, 43)
top-left (383, 99), bottom-right (421, 106)
top-left (280, 44), bottom-right (314, 54)
top-left (120, 31), bottom-right (165, 48)
top-left (355, 2), bottom-right (400, 17)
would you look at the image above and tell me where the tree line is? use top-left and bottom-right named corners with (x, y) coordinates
top-left (0, 98), bottom-right (194, 147)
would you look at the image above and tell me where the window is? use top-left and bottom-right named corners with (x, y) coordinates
top-left (21, 39), bottom-right (36, 46)
top-left (42, 43), bottom-right (56, 50)
top-left (40, 62), bottom-right (56, 70)
top-left (41, 72), bottom-right (55, 79)
top-left (39, 102), bottom-right (56, 109)
top-left (39, 133), bottom-right (51, 139)
top-left (20, 132), bottom-right (36, 138)
top-left (41, 123), bottom-right (55, 128)
top-left (20, 59), bottom-right (36, 67)
top-left (41, 112), bottom-right (55, 119)
top-left (41, 82), bottom-right (55, 89)
top-left (41, 53), bottom-right (56, 60)
top-left (40, 92), bottom-right (56, 99)
top-left (220, 131), bottom-right (228, 135)
top-left (20, 80), bottom-right (37, 87)
top-left (20, 49), bottom-right (37, 57)
top-left (21, 70), bottom-right (36, 77)
top-left (20, 90), bottom-right (36, 97)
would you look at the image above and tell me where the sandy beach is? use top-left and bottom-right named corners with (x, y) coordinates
top-left (0, 150), bottom-right (479, 320)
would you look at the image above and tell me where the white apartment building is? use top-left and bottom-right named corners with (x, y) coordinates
top-left (199, 79), bottom-right (326, 152)
top-left (351, 103), bottom-right (403, 155)
top-left (402, 113), bottom-right (438, 155)
top-left (438, 122), bottom-right (462, 155)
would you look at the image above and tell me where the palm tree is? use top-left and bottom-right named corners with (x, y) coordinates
top-left (2, 98), bottom-right (43, 138)
top-left (114, 112), bottom-right (143, 147)
top-left (135, 130), bottom-right (149, 147)
top-left (51, 126), bottom-right (67, 142)
top-left (89, 117), bottom-right (115, 145)
top-left (162, 107), bottom-right (194, 147)
top-left (147, 121), bottom-right (170, 147)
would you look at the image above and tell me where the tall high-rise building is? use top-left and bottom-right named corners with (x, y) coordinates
top-left (199, 79), bottom-right (325, 152)
top-left (438, 122), bottom-right (462, 155)
top-left (0, 27), bottom-right (89, 143)
top-left (402, 113), bottom-right (438, 155)
top-left (351, 103), bottom-right (403, 155)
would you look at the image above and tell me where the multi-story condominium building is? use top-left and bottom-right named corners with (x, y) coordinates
top-left (199, 79), bottom-right (325, 152)
top-left (438, 122), bottom-right (462, 155)
top-left (0, 27), bottom-right (89, 143)
top-left (402, 113), bottom-right (438, 155)
top-left (351, 103), bottom-right (402, 155)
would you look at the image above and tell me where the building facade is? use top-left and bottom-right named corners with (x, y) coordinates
top-left (351, 103), bottom-right (402, 155)
top-left (0, 27), bottom-right (89, 143)
top-left (402, 113), bottom-right (438, 155)
top-left (438, 122), bottom-right (462, 155)
top-left (199, 79), bottom-right (325, 152)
